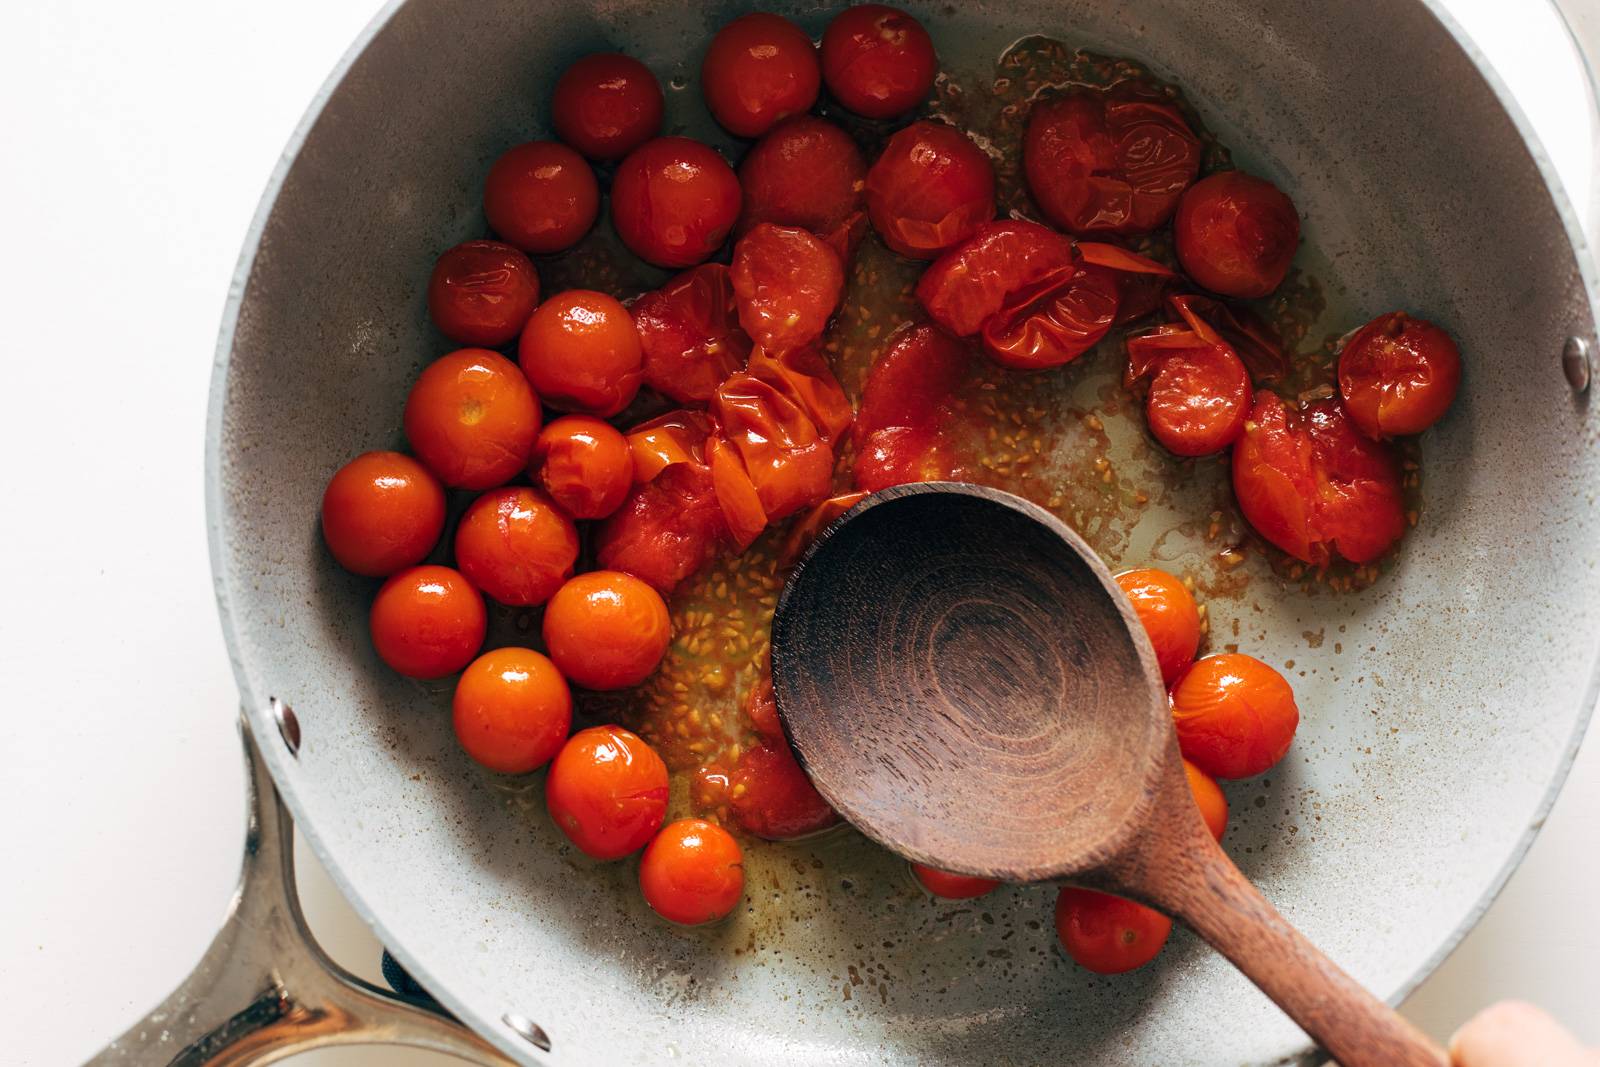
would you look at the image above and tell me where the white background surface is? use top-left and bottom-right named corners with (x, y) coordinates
top-left (0, 1), bottom-right (1596, 1064)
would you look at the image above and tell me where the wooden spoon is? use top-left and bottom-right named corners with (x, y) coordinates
top-left (770, 482), bottom-right (1446, 1067)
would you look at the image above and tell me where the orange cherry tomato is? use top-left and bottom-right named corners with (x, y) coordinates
top-left (1170, 653), bottom-right (1299, 779)
top-left (1054, 887), bottom-right (1172, 974)
top-left (545, 724), bottom-right (669, 859)
top-left (730, 740), bottom-right (839, 840)
top-left (1183, 758), bottom-right (1228, 841)
top-left (820, 4), bottom-right (938, 119)
top-left (638, 818), bottom-right (746, 925)
top-left (403, 349), bottom-right (541, 490)
top-left (910, 863), bottom-right (999, 899)
top-left (426, 240), bottom-right (540, 348)
top-left (1175, 171), bottom-right (1300, 299)
top-left (533, 415), bottom-right (634, 520)
top-left (453, 487), bottom-right (578, 607)
top-left (701, 13), bottom-right (820, 138)
top-left (452, 647), bottom-right (572, 774)
top-left (737, 116), bottom-right (867, 260)
top-left (730, 223), bottom-right (845, 352)
top-left (1114, 568), bottom-right (1201, 686)
top-left (612, 137), bottom-right (742, 268)
top-left (369, 564), bottom-right (486, 679)
top-left (632, 264), bottom-right (753, 405)
top-left (542, 570), bottom-right (672, 690)
top-left (321, 451), bottom-right (445, 577)
top-left (483, 141), bottom-right (599, 255)
top-left (518, 289), bottom-right (643, 417)
top-left (745, 345), bottom-right (854, 445)
top-left (551, 53), bottom-right (664, 162)
top-left (1337, 311), bottom-right (1462, 438)
top-left (864, 121), bottom-right (995, 259)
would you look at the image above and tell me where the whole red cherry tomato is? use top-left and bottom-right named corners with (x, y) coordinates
top-left (714, 371), bottom-right (834, 521)
top-left (1126, 327), bottom-right (1252, 456)
top-left (453, 486), bottom-right (578, 607)
top-left (910, 864), bottom-right (999, 900)
top-left (426, 240), bottom-right (540, 348)
top-left (632, 264), bottom-right (752, 405)
top-left (545, 724), bottom-right (669, 859)
top-left (1054, 887), bottom-right (1171, 974)
top-left (820, 4), bottom-right (938, 119)
top-left (533, 415), bottom-right (634, 519)
top-left (452, 647), bottom-right (572, 774)
top-left (369, 564), bottom-right (486, 679)
top-left (1170, 653), bottom-right (1299, 779)
top-left (853, 322), bottom-right (971, 491)
top-left (916, 221), bottom-right (1077, 337)
top-left (551, 53), bottom-right (664, 161)
top-left (1114, 567), bottom-right (1200, 686)
top-left (701, 13), bottom-right (821, 138)
top-left (1184, 758), bottom-right (1228, 841)
top-left (612, 137), bottom-right (742, 268)
top-left (737, 116), bottom-right (867, 260)
top-left (483, 141), bottom-right (599, 255)
top-left (865, 121), bottom-right (995, 259)
top-left (638, 818), bottom-right (746, 925)
top-left (518, 289), bottom-right (643, 417)
top-left (1337, 311), bottom-right (1462, 438)
top-left (730, 740), bottom-right (839, 840)
top-left (403, 349), bottom-right (541, 490)
top-left (321, 451), bottom-right (446, 577)
top-left (542, 570), bottom-right (672, 691)
top-left (1175, 171), bottom-right (1300, 298)
top-left (730, 223), bottom-right (845, 351)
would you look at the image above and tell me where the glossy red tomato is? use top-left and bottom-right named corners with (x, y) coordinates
top-left (612, 137), bottom-right (742, 268)
top-left (701, 13), bottom-right (821, 138)
top-left (533, 415), bottom-right (634, 520)
top-left (632, 264), bottom-right (752, 405)
top-left (910, 864), bottom-right (999, 899)
top-left (551, 53), bottom-right (664, 161)
top-left (1023, 89), bottom-right (1201, 235)
top-left (518, 289), bottom-right (643, 417)
top-left (743, 673), bottom-right (785, 744)
top-left (403, 349), bottom-right (541, 490)
top-left (852, 322), bottom-right (970, 491)
top-left (1170, 653), bottom-right (1299, 779)
top-left (426, 240), bottom-right (540, 348)
top-left (545, 725), bottom-right (669, 859)
top-left (730, 741), bottom-right (839, 840)
top-left (483, 141), bottom-right (599, 255)
top-left (1231, 392), bottom-right (1407, 566)
top-left (737, 116), bottom-right (867, 259)
top-left (714, 371), bottom-right (834, 521)
top-left (1337, 311), bottom-right (1462, 438)
top-left (369, 565), bottom-right (486, 679)
top-left (1175, 171), bottom-right (1300, 298)
top-left (1114, 567), bottom-right (1200, 686)
top-left (820, 4), bottom-right (938, 119)
top-left (599, 455), bottom-right (728, 595)
top-left (980, 261), bottom-right (1120, 370)
top-left (1054, 887), bottom-right (1172, 974)
top-left (1184, 758), bottom-right (1228, 841)
top-left (916, 221), bottom-right (1077, 337)
top-left (745, 345), bottom-right (854, 445)
top-left (1167, 292), bottom-right (1288, 381)
top-left (321, 451), bottom-right (446, 577)
top-left (730, 223), bottom-right (845, 351)
top-left (542, 570), bottom-right (672, 691)
top-left (638, 818), bottom-right (746, 925)
top-left (453, 486), bottom-right (578, 607)
top-left (864, 121), bottom-right (995, 259)
top-left (452, 647), bottom-right (572, 774)
top-left (1126, 329), bottom-right (1252, 456)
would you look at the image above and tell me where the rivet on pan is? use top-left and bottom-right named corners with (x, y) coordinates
top-left (1562, 335), bottom-right (1590, 392)
top-left (270, 697), bottom-right (301, 757)
top-left (501, 1013), bottom-right (552, 1052)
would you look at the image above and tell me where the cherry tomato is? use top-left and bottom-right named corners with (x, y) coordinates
top-left (980, 261), bottom-right (1119, 370)
top-left (910, 864), bottom-right (999, 899)
top-left (1054, 887), bottom-right (1172, 974)
top-left (369, 564), bottom-right (486, 679)
top-left (632, 264), bottom-right (752, 405)
top-left (730, 740), bottom-right (839, 840)
top-left (1023, 88), bottom-right (1200, 235)
top-left (1231, 392), bottom-right (1407, 566)
top-left (518, 289), bottom-right (643, 417)
top-left (737, 116), bottom-right (867, 260)
top-left (776, 490), bottom-right (867, 567)
top-left (1337, 311), bottom-right (1462, 438)
top-left (483, 141), bottom-right (599, 255)
top-left (545, 724), bottom-right (669, 859)
top-left (820, 4), bottom-right (938, 119)
top-left (1167, 292), bottom-right (1287, 382)
top-left (612, 137), bottom-right (742, 268)
top-left (706, 433), bottom-right (768, 550)
top-left (599, 455), bottom-right (727, 595)
top-left (1175, 171), bottom-right (1300, 298)
top-left (452, 647), bottom-right (572, 774)
top-left (1074, 240), bottom-right (1177, 324)
top-left (852, 322), bottom-right (971, 491)
top-left (533, 415), bottom-right (634, 519)
top-left (542, 570), bottom-right (672, 690)
top-left (916, 221), bottom-right (1077, 337)
top-left (551, 53), bottom-right (664, 161)
top-left (426, 240), bottom-right (540, 348)
top-left (321, 451), bottom-right (446, 577)
top-left (1113, 568), bottom-right (1200, 686)
top-left (1126, 329), bottom-right (1252, 456)
top-left (638, 818), bottom-right (746, 925)
top-left (745, 345), bottom-right (854, 445)
top-left (743, 673), bottom-right (785, 744)
top-left (701, 13), bottom-right (821, 138)
top-left (864, 121), bottom-right (995, 259)
top-left (453, 486), bottom-right (578, 607)
top-left (730, 223), bottom-right (845, 351)
top-left (625, 408), bottom-right (714, 483)
top-left (1170, 653), bottom-right (1299, 779)
top-left (1183, 758), bottom-right (1228, 841)
top-left (714, 371), bottom-right (834, 521)
top-left (403, 349), bottom-right (541, 490)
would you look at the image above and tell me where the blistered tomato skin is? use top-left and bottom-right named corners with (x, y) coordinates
top-left (1114, 568), bottom-right (1200, 686)
top-left (321, 451), bottom-right (446, 577)
top-left (820, 5), bottom-right (938, 119)
top-left (852, 322), bottom-right (971, 491)
top-left (534, 415), bottom-right (635, 519)
top-left (980, 262), bottom-right (1120, 371)
top-left (1170, 653), bottom-right (1299, 780)
top-left (1144, 342), bottom-right (1252, 456)
top-left (483, 141), bottom-right (599, 255)
top-left (452, 647), bottom-right (572, 774)
top-left (638, 818), bottom-right (746, 925)
top-left (551, 53), bottom-right (664, 161)
top-left (597, 461), bottom-right (728, 594)
top-left (545, 725), bottom-right (669, 860)
top-left (1054, 887), bottom-right (1172, 974)
top-left (701, 13), bottom-right (821, 138)
top-left (518, 290), bottom-right (643, 417)
top-left (1338, 311), bottom-right (1462, 438)
top-left (910, 864), bottom-right (999, 899)
top-left (542, 570), bottom-right (672, 690)
top-left (916, 221), bottom-right (1077, 336)
top-left (737, 116), bottom-right (867, 254)
top-left (1184, 758), bottom-right (1229, 841)
top-left (1175, 171), bottom-right (1300, 298)
top-left (369, 565), bottom-right (487, 680)
top-left (865, 121), bottom-right (995, 259)
top-left (612, 138), bottom-right (743, 268)
top-left (403, 349), bottom-right (541, 490)
top-left (453, 487), bottom-right (579, 607)
top-left (426, 240), bottom-right (540, 348)
top-left (730, 741), bottom-right (839, 840)
top-left (633, 264), bottom-right (753, 405)
top-left (730, 223), bottom-right (846, 351)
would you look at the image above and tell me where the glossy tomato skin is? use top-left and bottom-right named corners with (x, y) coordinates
top-left (321, 451), bottom-right (446, 577)
top-left (542, 570), bottom-right (672, 690)
top-left (612, 138), bottom-right (742, 268)
top-left (551, 53), bottom-right (664, 161)
top-left (743, 673), bottom-right (785, 744)
top-left (369, 565), bottom-right (487, 679)
top-left (865, 121), bottom-right (995, 259)
top-left (701, 13), bottom-right (821, 138)
top-left (638, 818), bottom-right (746, 925)
top-left (730, 740), bottom-right (839, 839)
top-left (1144, 342), bottom-right (1252, 456)
top-left (1054, 887), bottom-right (1172, 974)
top-left (1184, 758), bottom-right (1228, 841)
top-left (714, 371), bottom-right (834, 521)
top-left (518, 289), bottom-right (643, 417)
top-left (545, 725), bottom-right (669, 859)
top-left (916, 221), bottom-right (1076, 337)
top-left (426, 240), bottom-right (540, 348)
top-left (737, 116), bottom-right (867, 257)
top-left (534, 415), bottom-right (634, 519)
top-left (483, 141), bottom-right (599, 255)
top-left (403, 349), bottom-right (541, 490)
top-left (730, 223), bottom-right (845, 351)
top-left (452, 647), bottom-right (572, 774)
top-left (820, 5), bottom-right (937, 118)
top-left (453, 486), bottom-right (579, 606)
top-left (1170, 653), bottom-right (1299, 779)
top-left (980, 262), bottom-right (1119, 370)
top-left (1114, 567), bottom-right (1200, 686)
top-left (1175, 171), bottom-right (1300, 298)
top-left (910, 864), bottom-right (999, 899)
top-left (852, 322), bottom-right (970, 491)
top-left (1337, 311), bottom-right (1461, 438)
top-left (633, 264), bottom-right (752, 405)
top-left (598, 461), bottom-right (727, 594)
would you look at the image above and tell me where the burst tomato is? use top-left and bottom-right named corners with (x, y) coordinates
top-left (1114, 567), bottom-right (1200, 686)
top-left (452, 647), bottom-right (572, 774)
top-left (746, 345), bottom-right (853, 444)
top-left (453, 486), bottom-right (579, 606)
top-left (701, 13), bottom-right (821, 138)
top-left (714, 371), bottom-right (835, 521)
top-left (632, 264), bottom-right (752, 405)
top-left (612, 137), bottom-right (742, 268)
top-left (1127, 326), bottom-right (1252, 456)
top-left (707, 433), bottom-right (768, 550)
top-left (1167, 292), bottom-right (1287, 382)
top-left (1054, 887), bottom-right (1171, 974)
top-left (483, 141), bottom-right (599, 255)
top-left (533, 415), bottom-right (634, 520)
top-left (369, 565), bottom-right (486, 679)
top-left (737, 116), bottom-right (867, 260)
top-left (426, 240), bottom-right (540, 348)
top-left (916, 221), bottom-right (1077, 337)
top-left (852, 322), bottom-right (970, 491)
top-left (518, 289), bottom-right (643, 417)
top-left (743, 673), bottom-right (785, 744)
top-left (980, 261), bottom-right (1120, 370)
top-left (597, 459), bottom-right (728, 594)
top-left (730, 740), bottom-right (839, 840)
top-left (403, 349), bottom-right (541, 490)
top-left (626, 409), bottom-right (714, 484)
top-left (545, 725), bottom-right (669, 859)
top-left (551, 53), bottom-right (664, 161)
top-left (730, 224), bottom-right (845, 352)
top-left (1170, 653), bottom-right (1299, 779)
top-left (776, 490), bottom-right (867, 566)
top-left (542, 570), bottom-right (672, 690)
top-left (1184, 758), bottom-right (1228, 841)
top-left (639, 818), bottom-right (746, 925)
top-left (910, 864), bottom-right (999, 899)
top-left (1337, 311), bottom-right (1462, 438)
top-left (864, 121), bottom-right (995, 259)
top-left (1175, 171), bottom-right (1300, 298)
top-left (321, 451), bottom-right (446, 577)
top-left (820, 4), bottom-right (938, 119)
